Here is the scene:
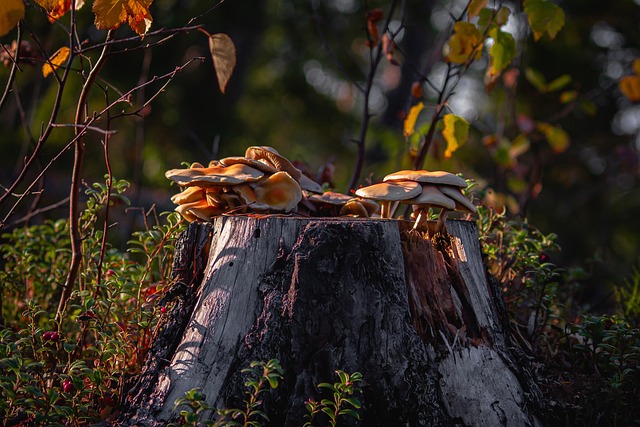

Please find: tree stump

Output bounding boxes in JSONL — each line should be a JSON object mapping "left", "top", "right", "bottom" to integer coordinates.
{"left": 118, "top": 216, "right": 543, "bottom": 426}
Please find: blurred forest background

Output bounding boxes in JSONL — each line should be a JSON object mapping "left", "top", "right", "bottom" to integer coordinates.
{"left": 1, "top": 0, "right": 640, "bottom": 311}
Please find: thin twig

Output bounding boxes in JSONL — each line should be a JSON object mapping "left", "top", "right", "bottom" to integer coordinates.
{"left": 57, "top": 30, "right": 113, "bottom": 323}
{"left": 0, "top": 24, "right": 23, "bottom": 111}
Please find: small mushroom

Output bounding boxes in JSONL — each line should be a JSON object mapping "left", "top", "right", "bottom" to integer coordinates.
{"left": 355, "top": 181, "right": 421, "bottom": 218}
{"left": 339, "top": 200, "right": 369, "bottom": 217}
{"left": 175, "top": 199, "right": 224, "bottom": 222}
{"left": 245, "top": 146, "right": 303, "bottom": 181}
{"left": 408, "top": 185, "right": 456, "bottom": 232}
{"left": 307, "top": 191, "right": 353, "bottom": 216}
{"left": 170, "top": 186, "right": 206, "bottom": 205}
{"left": 439, "top": 186, "right": 477, "bottom": 214}
{"left": 252, "top": 171, "right": 302, "bottom": 212}
{"left": 384, "top": 170, "right": 467, "bottom": 188}
{"left": 298, "top": 174, "right": 324, "bottom": 194}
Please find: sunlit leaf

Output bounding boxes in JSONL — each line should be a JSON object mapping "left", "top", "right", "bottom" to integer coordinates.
{"left": 442, "top": 114, "right": 470, "bottom": 158}
{"left": 0, "top": 0, "right": 24, "bottom": 37}
{"left": 34, "top": 0, "right": 84, "bottom": 22}
{"left": 559, "top": 90, "right": 577, "bottom": 104}
{"left": 445, "top": 22, "right": 483, "bottom": 64}
{"left": 537, "top": 122, "right": 569, "bottom": 152}
{"left": 524, "top": 67, "right": 547, "bottom": 92}
{"left": 633, "top": 58, "right": 640, "bottom": 76}
{"left": 619, "top": 75, "right": 640, "bottom": 102}
{"left": 477, "top": 7, "right": 510, "bottom": 32}
{"left": 547, "top": 74, "right": 571, "bottom": 92}
{"left": 485, "top": 28, "right": 517, "bottom": 91}
{"left": 467, "top": 0, "right": 487, "bottom": 20}
{"left": 42, "top": 47, "right": 70, "bottom": 78}
{"left": 403, "top": 102, "right": 424, "bottom": 137}
{"left": 208, "top": 33, "right": 236, "bottom": 94}
{"left": 93, "top": 0, "right": 153, "bottom": 36}
{"left": 524, "top": 0, "right": 565, "bottom": 41}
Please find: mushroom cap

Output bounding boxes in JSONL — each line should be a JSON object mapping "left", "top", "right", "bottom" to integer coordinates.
{"left": 219, "top": 156, "right": 278, "bottom": 174}
{"left": 175, "top": 199, "right": 223, "bottom": 222}
{"left": 339, "top": 200, "right": 369, "bottom": 217}
{"left": 252, "top": 171, "right": 303, "bottom": 212}
{"left": 409, "top": 185, "right": 456, "bottom": 209}
{"left": 298, "top": 174, "right": 324, "bottom": 193}
{"left": 170, "top": 186, "right": 206, "bottom": 205}
{"left": 355, "top": 198, "right": 380, "bottom": 215}
{"left": 439, "top": 186, "right": 477, "bottom": 213}
{"left": 245, "top": 146, "right": 302, "bottom": 181}
{"left": 165, "top": 163, "right": 264, "bottom": 187}
{"left": 383, "top": 170, "right": 467, "bottom": 188}
{"left": 307, "top": 191, "right": 353, "bottom": 206}
{"left": 355, "top": 180, "right": 421, "bottom": 201}
{"left": 230, "top": 184, "right": 258, "bottom": 205}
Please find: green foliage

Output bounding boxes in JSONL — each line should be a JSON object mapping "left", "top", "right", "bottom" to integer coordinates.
{"left": 171, "top": 362, "right": 363, "bottom": 427}
{"left": 0, "top": 178, "right": 185, "bottom": 426}
{"left": 304, "top": 370, "right": 363, "bottom": 427}
{"left": 476, "top": 205, "right": 561, "bottom": 345}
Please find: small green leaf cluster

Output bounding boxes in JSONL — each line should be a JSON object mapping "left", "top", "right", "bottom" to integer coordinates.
{"left": 0, "top": 177, "right": 185, "bottom": 426}
{"left": 477, "top": 205, "right": 561, "bottom": 345}
{"left": 171, "top": 362, "right": 364, "bottom": 427}
{"left": 556, "top": 315, "right": 640, "bottom": 425}
{"left": 171, "top": 359, "right": 284, "bottom": 427}
{"left": 304, "top": 370, "right": 363, "bottom": 427}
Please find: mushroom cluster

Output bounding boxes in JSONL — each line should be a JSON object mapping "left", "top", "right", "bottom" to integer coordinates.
{"left": 166, "top": 146, "right": 380, "bottom": 222}
{"left": 355, "top": 169, "right": 476, "bottom": 232}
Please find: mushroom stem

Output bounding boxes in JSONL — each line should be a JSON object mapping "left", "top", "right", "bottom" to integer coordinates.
{"left": 389, "top": 200, "right": 400, "bottom": 218}
{"left": 412, "top": 208, "right": 426, "bottom": 231}
{"left": 435, "top": 209, "right": 449, "bottom": 234}
{"left": 381, "top": 201, "right": 391, "bottom": 218}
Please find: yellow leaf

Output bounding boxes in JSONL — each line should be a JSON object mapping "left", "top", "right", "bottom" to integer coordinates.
{"left": 445, "top": 22, "right": 483, "bottom": 64}
{"left": 403, "top": 102, "right": 424, "bottom": 137}
{"left": 537, "top": 122, "right": 569, "bottom": 152}
{"left": 633, "top": 58, "right": 640, "bottom": 76}
{"left": 209, "top": 33, "right": 236, "bottom": 94}
{"left": 34, "top": 0, "right": 83, "bottom": 22}
{"left": 42, "top": 46, "right": 70, "bottom": 78}
{"left": 0, "top": 0, "right": 24, "bottom": 37}
{"left": 467, "top": 0, "right": 487, "bottom": 20}
{"left": 93, "top": 0, "right": 153, "bottom": 36}
{"left": 619, "top": 75, "right": 640, "bottom": 102}
{"left": 442, "top": 114, "right": 470, "bottom": 158}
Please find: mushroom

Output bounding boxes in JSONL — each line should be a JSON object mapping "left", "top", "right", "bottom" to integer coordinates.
{"left": 355, "top": 181, "right": 421, "bottom": 218}
{"left": 170, "top": 186, "right": 206, "bottom": 205}
{"left": 439, "top": 186, "right": 477, "bottom": 214}
{"left": 165, "top": 163, "right": 264, "bottom": 187}
{"left": 175, "top": 199, "right": 224, "bottom": 222}
{"left": 245, "top": 146, "right": 303, "bottom": 181}
{"left": 307, "top": 191, "right": 353, "bottom": 216}
{"left": 339, "top": 200, "right": 369, "bottom": 217}
{"left": 298, "top": 174, "right": 324, "bottom": 194}
{"left": 251, "top": 171, "right": 302, "bottom": 212}
{"left": 219, "top": 156, "right": 278, "bottom": 174}
{"left": 408, "top": 185, "right": 456, "bottom": 232}
{"left": 383, "top": 169, "right": 467, "bottom": 188}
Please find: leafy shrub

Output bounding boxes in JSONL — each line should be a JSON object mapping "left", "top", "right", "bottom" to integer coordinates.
{"left": 0, "top": 178, "right": 185, "bottom": 426}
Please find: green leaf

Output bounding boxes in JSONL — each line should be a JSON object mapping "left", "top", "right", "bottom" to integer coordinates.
{"left": 537, "top": 122, "right": 570, "bottom": 152}
{"left": 547, "top": 74, "right": 571, "bottom": 92}
{"left": 488, "top": 28, "right": 517, "bottom": 75}
{"left": 442, "top": 114, "right": 470, "bottom": 158}
{"left": 525, "top": 68, "right": 547, "bottom": 92}
{"left": 524, "top": 0, "right": 565, "bottom": 41}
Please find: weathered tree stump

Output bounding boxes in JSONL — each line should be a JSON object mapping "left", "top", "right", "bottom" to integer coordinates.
{"left": 118, "top": 216, "right": 543, "bottom": 426}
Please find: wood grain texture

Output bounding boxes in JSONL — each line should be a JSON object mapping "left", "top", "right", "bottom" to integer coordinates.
{"left": 118, "top": 217, "right": 543, "bottom": 427}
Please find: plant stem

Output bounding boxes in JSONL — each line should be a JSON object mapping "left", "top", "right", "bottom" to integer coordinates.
{"left": 57, "top": 31, "right": 113, "bottom": 323}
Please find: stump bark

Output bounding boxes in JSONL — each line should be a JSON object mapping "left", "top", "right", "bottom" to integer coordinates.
{"left": 118, "top": 216, "right": 543, "bottom": 426}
